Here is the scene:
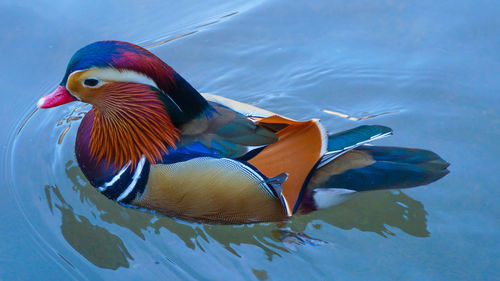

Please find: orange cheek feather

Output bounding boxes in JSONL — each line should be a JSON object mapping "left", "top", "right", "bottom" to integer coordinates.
{"left": 88, "top": 83, "right": 180, "bottom": 169}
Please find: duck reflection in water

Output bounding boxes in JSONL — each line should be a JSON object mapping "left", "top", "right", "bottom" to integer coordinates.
{"left": 42, "top": 158, "right": 435, "bottom": 269}
{"left": 44, "top": 184, "right": 133, "bottom": 270}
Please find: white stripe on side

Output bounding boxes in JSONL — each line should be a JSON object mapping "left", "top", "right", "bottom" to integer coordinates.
{"left": 117, "top": 155, "right": 146, "bottom": 202}
{"left": 98, "top": 161, "right": 132, "bottom": 192}
{"left": 280, "top": 194, "right": 293, "bottom": 217}
{"left": 313, "top": 118, "right": 328, "bottom": 156}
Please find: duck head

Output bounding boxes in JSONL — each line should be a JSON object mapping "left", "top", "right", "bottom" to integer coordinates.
{"left": 38, "top": 40, "right": 210, "bottom": 119}
{"left": 38, "top": 41, "right": 211, "bottom": 168}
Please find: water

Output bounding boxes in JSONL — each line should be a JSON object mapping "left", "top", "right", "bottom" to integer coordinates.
{"left": 1, "top": 0, "right": 499, "bottom": 280}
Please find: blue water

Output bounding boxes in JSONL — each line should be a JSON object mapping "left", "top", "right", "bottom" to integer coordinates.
{"left": 1, "top": 0, "right": 498, "bottom": 280}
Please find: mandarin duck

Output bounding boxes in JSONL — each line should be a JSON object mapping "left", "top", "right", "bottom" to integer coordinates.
{"left": 37, "top": 41, "right": 449, "bottom": 224}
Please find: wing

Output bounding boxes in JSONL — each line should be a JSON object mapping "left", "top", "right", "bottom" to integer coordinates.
{"left": 247, "top": 115, "right": 328, "bottom": 216}
{"left": 199, "top": 94, "right": 329, "bottom": 216}
{"left": 177, "top": 101, "right": 278, "bottom": 159}
{"left": 163, "top": 94, "right": 328, "bottom": 218}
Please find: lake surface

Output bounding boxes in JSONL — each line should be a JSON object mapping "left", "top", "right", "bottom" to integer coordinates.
{"left": 1, "top": 0, "right": 498, "bottom": 280}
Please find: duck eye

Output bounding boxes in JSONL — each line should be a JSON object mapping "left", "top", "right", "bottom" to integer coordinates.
{"left": 83, "top": 78, "right": 99, "bottom": 87}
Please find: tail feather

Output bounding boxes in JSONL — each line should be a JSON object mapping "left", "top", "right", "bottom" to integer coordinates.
{"left": 356, "top": 146, "right": 446, "bottom": 165}
{"left": 313, "top": 145, "right": 449, "bottom": 192}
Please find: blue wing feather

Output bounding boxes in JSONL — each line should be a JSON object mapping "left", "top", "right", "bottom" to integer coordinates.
{"left": 161, "top": 141, "right": 222, "bottom": 164}
{"left": 318, "top": 125, "right": 392, "bottom": 169}
{"left": 327, "top": 125, "right": 392, "bottom": 152}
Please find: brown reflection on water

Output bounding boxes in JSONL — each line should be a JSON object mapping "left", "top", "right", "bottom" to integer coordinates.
{"left": 45, "top": 159, "right": 430, "bottom": 268}
{"left": 44, "top": 185, "right": 133, "bottom": 270}
{"left": 291, "top": 191, "right": 429, "bottom": 238}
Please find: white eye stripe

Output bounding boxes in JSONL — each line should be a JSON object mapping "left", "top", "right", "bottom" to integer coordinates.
{"left": 69, "top": 68, "right": 160, "bottom": 89}
{"left": 95, "top": 68, "right": 157, "bottom": 88}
